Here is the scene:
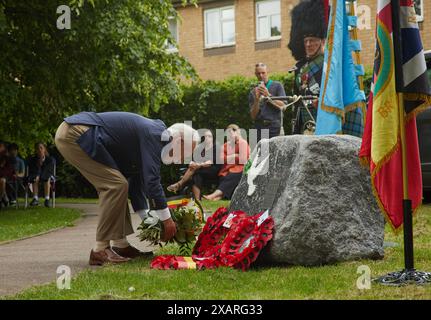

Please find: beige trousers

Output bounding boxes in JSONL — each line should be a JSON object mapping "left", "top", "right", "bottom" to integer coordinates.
{"left": 55, "top": 121, "right": 134, "bottom": 241}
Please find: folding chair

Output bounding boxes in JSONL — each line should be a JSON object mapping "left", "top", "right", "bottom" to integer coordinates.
{"left": 51, "top": 159, "right": 56, "bottom": 208}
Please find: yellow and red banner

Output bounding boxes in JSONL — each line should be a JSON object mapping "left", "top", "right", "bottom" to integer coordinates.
{"left": 360, "top": 0, "right": 430, "bottom": 231}
{"left": 175, "top": 256, "right": 196, "bottom": 269}
{"left": 167, "top": 197, "right": 190, "bottom": 209}
{"left": 150, "top": 255, "right": 197, "bottom": 270}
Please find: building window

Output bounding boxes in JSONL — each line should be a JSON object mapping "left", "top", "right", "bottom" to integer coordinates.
{"left": 414, "top": 0, "right": 424, "bottom": 22}
{"left": 256, "top": 0, "right": 281, "bottom": 41}
{"left": 204, "top": 6, "right": 235, "bottom": 48}
{"left": 166, "top": 17, "right": 179, "bottom": 52}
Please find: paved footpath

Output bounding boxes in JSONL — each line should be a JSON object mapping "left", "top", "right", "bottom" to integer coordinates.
{"left": 0, "top": 203, "right": 153, "bottom": 297}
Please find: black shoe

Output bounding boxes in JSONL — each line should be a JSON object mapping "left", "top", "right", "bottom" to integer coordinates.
{"left": 30, "top": 198, "right": 39, "bottom": 206}
{"left": 44, "top": 199, "right": 51, "bottom": 208}
{"left": 2, "top": 197, "right": 9, "bottom": 207}
{"left": 111, "top": 245, "right": 153, "bottom": 259}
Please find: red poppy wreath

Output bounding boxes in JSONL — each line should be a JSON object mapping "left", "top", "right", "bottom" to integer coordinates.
{"left": 150, "top": 207, "right": 274, "bottom": 271}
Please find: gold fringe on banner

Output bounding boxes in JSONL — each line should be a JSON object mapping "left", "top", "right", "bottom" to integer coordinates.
{"left": 404, "top": 93, "right": 431, "bottom": 122}
{"left": 320, "top": 100, "right": 365, "bottom": 124}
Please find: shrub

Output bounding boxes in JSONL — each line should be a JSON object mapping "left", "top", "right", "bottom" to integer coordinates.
{"left": 55, "top": 71, "right": 372, "bottom": 198}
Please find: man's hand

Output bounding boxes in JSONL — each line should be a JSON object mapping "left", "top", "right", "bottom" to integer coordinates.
{"left": 254, "top": 87, "right": 261, "bottom": 99}
{"left": 258, "top": 84, "right": 270, "bottom": 97}
{"left": 251, "top": 87, "right": 262, "bottom": 120}
{"left": 162, "top": 218, "right": 177, "bottom": 241}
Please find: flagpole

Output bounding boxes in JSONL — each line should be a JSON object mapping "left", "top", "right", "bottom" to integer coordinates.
{"left": 375, "top": 91, "right": 431, "bottom": 286}
{"left": 391, "top": 0, "right": 415, "bottom": 272}
{"left": 374, "top": 0, "right": 430, "bottom": 285}
{"left": 398, "top": 92, "right": 414, "bottom": 271}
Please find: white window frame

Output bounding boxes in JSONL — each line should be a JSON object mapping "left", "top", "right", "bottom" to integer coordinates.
{"left": 414, "top": 0, "right": 424, "bottom": 22}
{"left": 204, "top": 6, "right": 236, "bottom": 48}
{"left": 255, "top": 0, "right": 282, "bottom": 42}
{"left": 166, "top": 16, "right": 179, "bottom": 53}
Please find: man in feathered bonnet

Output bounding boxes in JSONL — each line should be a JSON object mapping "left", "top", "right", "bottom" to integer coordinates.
{"left": 288, "top": 0, "right": 327, "bottom": 134}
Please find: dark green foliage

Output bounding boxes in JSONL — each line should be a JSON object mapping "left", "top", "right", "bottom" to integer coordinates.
{"left": 0, "top": 0, "right": 195, "bottom": 151}
{"left": 55, "top": 157, "right": 97, "bottom": 198}
{"left": 1, "top": 0, "right": 196, "bottom": 196}
{"left": 151, "top": 73, "right": 296, "bottom": 138}
{"left": 55, "top": 71, "right": 373, "bottom": 198}
{"left": 137, "top": 205, "right": 202, "bottom": 256}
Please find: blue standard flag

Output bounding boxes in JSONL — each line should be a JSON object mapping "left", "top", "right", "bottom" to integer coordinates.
{"left": 315, "top": 0, "right": 365, "bottom": 137}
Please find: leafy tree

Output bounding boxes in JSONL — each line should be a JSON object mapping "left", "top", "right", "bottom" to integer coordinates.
{"left": 0, "top": 0, "right": 196, "bottom": 152}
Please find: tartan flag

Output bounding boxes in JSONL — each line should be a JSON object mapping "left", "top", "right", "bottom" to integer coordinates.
{"left": 359, "top": 0, "right": 431, "bottom": 231}
{"left": 315, "top": 0, "right": 365, "bottom": 137}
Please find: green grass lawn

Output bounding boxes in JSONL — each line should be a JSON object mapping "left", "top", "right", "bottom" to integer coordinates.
{"left": 6, "top": 204, "right": 431, "bottom": 300}
{"left": 0, "top": 206, "right": 81, "bottom": 243}
{"left": 55, "top": 197, "right": 98, "bottom": 204}
{"left": 14, "top": 197, "right": 99, "bottom": 205}
{"left": 200, "top": 199, "right": 230, "bottom": 213}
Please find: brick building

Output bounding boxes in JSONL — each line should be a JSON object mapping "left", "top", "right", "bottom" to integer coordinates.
{"left": 170, "top": 0, "right": 430, "bottom": 80}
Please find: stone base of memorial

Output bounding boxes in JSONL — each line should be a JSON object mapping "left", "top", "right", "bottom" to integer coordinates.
{"left": 230, "top": 135, "right": 385, "bottom": 266}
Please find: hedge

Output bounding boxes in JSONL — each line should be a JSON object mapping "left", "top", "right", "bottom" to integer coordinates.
{"left": 54, "top": 71, "right": 372, "bottom": 198}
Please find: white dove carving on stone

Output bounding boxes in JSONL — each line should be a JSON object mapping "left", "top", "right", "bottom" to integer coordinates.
{"left": 247, "top": 152, "right": 269, "bottom": 196}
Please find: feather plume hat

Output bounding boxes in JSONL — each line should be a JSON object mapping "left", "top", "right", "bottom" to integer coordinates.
{"left": 288, "top": 0, "right": 328, "bottom": 61}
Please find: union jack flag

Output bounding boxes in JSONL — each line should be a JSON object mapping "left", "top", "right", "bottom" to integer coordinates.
{"left": 395, "top": 0, "right": 431, "bottom": 115}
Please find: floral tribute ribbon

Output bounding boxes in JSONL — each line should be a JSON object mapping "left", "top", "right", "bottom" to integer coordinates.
{"left": 150, "top": 255, "right": 196, "bottom": 270}
{"left": 150, "top": 207, "right": 274, "bottom": 271}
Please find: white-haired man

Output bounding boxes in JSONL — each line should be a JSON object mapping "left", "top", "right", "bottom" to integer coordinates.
{"left": 55, "top": 112, "right": 199, "bottom": 265}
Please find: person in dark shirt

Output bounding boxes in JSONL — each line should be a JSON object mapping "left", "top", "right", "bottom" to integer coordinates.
{"left": 55, "top": 112, "right": 200, "bottom": 266}
{"left": 27, "top": 142, "right": 55, "bottom": 208}
{"left": 249, "top": 63, "right": 287, "bottom": 142}
{"left": 8, "top": 143, "right": 25, "bottom": 178}
{"left": 0, "top": 141, "right": 15, "bottom": 208}
{"left": 167, "top": 129, "right": 222, "bottom": 200}
{"left": 7, "top": 143, "right": 25, "bottom": 205}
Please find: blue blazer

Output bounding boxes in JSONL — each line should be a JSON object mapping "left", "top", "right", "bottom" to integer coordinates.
{"left": 64, "top": 111, "right": 168, "bottom": 210}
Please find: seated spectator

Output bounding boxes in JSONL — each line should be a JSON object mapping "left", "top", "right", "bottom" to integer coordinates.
{"left": 7, "top": 143, "right": 25, "bottom": 205}
{"left": 204, "top": 124, "right": 250, "bottom": 201}
{"left": 167, "top": 129, "right": 222, "bottom": 200}
{"left": 0, "top": 141, "right": 15, "bottom": 208}
{"left": 8, "top": 143, "right": 25, "bottom": 178}
{"left": 28, "top": 142, "right": 55, "bottom": 208}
